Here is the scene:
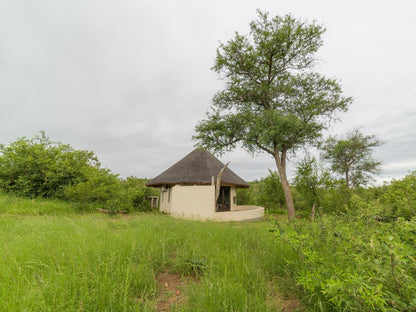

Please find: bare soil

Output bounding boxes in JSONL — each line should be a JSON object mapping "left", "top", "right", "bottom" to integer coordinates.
{"left": 156, "top": 272, "right": 188, "bottom": 311}
{"left": 267, "top": 281, "right": 302, "bottom": 312}
{"left": 155, "top": 271, "right": 301, "bottom": 312}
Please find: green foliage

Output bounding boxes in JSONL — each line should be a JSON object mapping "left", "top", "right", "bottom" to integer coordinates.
{"left": 380, "top": 172, "right": 416, "bottom": 219}
{"left": 65, "top": 174, "right": 159, "bottom": 213}
{"left": 274, "top": 216, "right": 416, "bottom": 311}
{"left": 194, "top": 10, "right": 351, "bottom": 219}
{"left": 321, "top": 129, "right": 383, "bottom": 188}
{"left": 64, "top": 166, "right": 121, "bottom": 211}
{"left": 293, "top": 156, "right": 332, "bottom": 211}
{"left": 321, "top": 172, "right": 416, "bottom": 219}
{"left": 256, "top": 170, "right": 285, "bottom": 212}
{"left": 240, "top": 164, "right": 414, "bottom": 219}
{"left": 236, "top": 170, "right": 285, "bottom": 212}
{"left": 3, "top": 191, "right": 416, "bottom": 311}
{"left": 120, "top": 176, "right": 159, "bottom": 212}
{"left": 236, "top": 186, "right": 257, "bottom": 205}
{"left": 0, "top": 133, "right": 158, "bottom": 214}
{"left": 0, "top": 212, "right": 291, "bottom": 312}
{"left": 0, "top": 132, "right": 98, "bottom": 198}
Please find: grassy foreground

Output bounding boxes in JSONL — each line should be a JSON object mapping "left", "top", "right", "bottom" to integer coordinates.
{"left": 0, "top": 193, "right": 296, "bottom": 312}
{"left": 5, "top": 193, "right": 414, "bottom": 311}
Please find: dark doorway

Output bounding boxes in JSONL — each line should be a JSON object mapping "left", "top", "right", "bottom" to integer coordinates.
{"left": 216, "top": 186, "right": 231, "bottom": 212}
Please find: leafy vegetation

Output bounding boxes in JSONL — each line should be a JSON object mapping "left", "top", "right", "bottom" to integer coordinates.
{"left": 321, "top": 129, "right": 383, "bottom": 188}
{"left": 0, "top": 133, "right": 158, "bottom": 213}
{"left": 0, "top": 193, "right": 293, "bottom": 312}
{"left": 274, "top": 215, "right": 416, "bottom": 311}
{"left": 0, "top": 6, "right": 412, "bottom": 310}
{"left": 1, "top": 190, "right": 416, "bottom": 311}
{"left": 194, "top": 10, "right": 352, "bottom": 219}
{"left": 237, "top": 170, "right": 286, "bottom": 213}
{"left": 380, "top": 172, "right": 416, "bottom": 219}
{"left": 293, "top": 156, "right": 331, "bottom": 213}
{"left": 0, "top": 127, "right": 412, "bottom": 311}
{"left": 0, "top": 131, "right": 98, "bottom": 199}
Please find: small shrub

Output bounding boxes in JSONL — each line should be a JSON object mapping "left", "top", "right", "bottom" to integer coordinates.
{"left": 274, "top": 215, "right": 416, "bottom": 311}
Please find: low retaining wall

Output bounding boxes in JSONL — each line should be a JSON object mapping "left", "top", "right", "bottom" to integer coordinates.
{"left": 214, "top": 205, "right": 264, "bottom": 222}
{"left": 168, "top": 205, "right": 264, "bottom": 222}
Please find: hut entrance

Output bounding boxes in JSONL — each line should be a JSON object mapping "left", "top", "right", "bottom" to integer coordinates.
{"left": 216, "top": 186, "right": 231, "bottom": 212}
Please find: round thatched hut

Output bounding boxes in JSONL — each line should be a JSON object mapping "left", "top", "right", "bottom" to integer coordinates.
{"left": 147, "top": 149, "right": 264, "bottom": 221}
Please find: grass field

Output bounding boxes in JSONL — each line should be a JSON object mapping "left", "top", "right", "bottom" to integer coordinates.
{"left": 0, "top": 193, "right": 299, "bottom": 312}
{"left": 4, "top": 193, "right": 414, "bottom": 311}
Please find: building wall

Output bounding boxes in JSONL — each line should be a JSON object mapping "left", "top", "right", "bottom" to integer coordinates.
{"left": 159, "top": 186, "right": 172, "bottom": 213}
{"left": 159, "top": 184, "right": 263, "bottom": 222}
{"left": 213, "top": 206, "right": 264, "bottom": 222}
{"left": 228, "top": 185, "right": 238, "bottom": 211}
{"left": 170, "top": 184, "right": 216, "bottom": 220}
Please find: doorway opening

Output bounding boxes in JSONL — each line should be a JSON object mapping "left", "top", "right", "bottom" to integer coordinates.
{"left": 216, "top": 186, "right": 231, "bottom": 212}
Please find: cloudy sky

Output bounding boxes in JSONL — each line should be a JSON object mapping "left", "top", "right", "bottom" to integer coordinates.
{"left": 1, "top": 0, "right": 415, "bottom": 183}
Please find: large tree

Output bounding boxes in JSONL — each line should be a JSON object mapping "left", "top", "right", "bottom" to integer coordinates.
{"left": 321, "top": 129, "right": 383, "bottom": 188}
{"left": 193, "top": 11, "right": 352, "bottom": 220}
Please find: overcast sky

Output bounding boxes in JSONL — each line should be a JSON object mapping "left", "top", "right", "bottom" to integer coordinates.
{"left": 1, "top": 0, "right": 415, "bottom": 184}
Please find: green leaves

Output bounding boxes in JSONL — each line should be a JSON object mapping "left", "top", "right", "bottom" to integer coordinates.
{"left": 321, "top": 129, "right": 383, "bottom": 188}
{"left": 195, "top": 10, "right": 351, "bottom": 219}
{"left": 0, "top": 133, "right": 158, "bottom": 213}
{"left": 196, "top": 10, "right": 351, "bottom": 159}
{"left": 275, "top": 215, "right": 416, "bottom": 311}
{"left": 380, "top": 172, "right": 416, "bottom": 219}
{"left": 0, "top": 132, "right": 98, "bottom": 198}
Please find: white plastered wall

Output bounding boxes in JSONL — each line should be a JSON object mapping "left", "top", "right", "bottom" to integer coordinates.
{"left": 170, "top": 184, "right": 216, "bottom": 220}
{"left": 159, "top": 187, "right": 172, "bottom": 213}
{"left": 158, "top": 184, "right": 263, "bottom": 222}
{"left": 227, "top": 185, "right": 238, "bottom": 211}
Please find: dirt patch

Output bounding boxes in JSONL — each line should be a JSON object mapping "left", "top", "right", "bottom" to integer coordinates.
{"left": 276, "top": 297, "right": 302, "bottom": 312}
{"left": 156, "top": 272, "right": 187, "bottom": 311}
{"left": 267, "top": 282, "right": 302, "bottom": 311}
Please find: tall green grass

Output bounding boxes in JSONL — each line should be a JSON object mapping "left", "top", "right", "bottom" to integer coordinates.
{"left": 0, "top": 194, "right": 295, "bottom": 311}
{"left": 0, "top": 192, "right": 75, "bottom": 215}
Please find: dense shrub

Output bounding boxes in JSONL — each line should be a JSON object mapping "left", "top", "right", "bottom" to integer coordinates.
{"left": 0, "top": 132, "right": 98, "bottom": 198}
{"left": 337, "top": 172, "right": 416, "bottom": 220}
{"left": 274, "top": 216, "right": 416, "bottom": 311}
{"left": 120, "top": 176, "right": 157, "bottom": 211}
{"left": 64, "top": 166, "right": 121, "bottom": 211}
{"left": 256, "top": 170, "right": 285, "bottom": 212}
{"left": 380, "top": 172, "right": 416, "bottom": 219}
{"left": 0, "top": 133, "right": 158, "bottom": 213}
{"left": 237, "top": 170, "right": 285, "bottom": 212}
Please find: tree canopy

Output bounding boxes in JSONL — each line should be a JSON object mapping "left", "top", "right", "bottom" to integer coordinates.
{"left": 321, "top": 129, "right": 383, "bottom": 188}
{"left": 194, "top": 10, "right": 352, "bottom": 219}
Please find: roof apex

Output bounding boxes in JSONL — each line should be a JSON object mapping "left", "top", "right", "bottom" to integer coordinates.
{"left": 146, "top": 149, "right": 249, "bottom": 188}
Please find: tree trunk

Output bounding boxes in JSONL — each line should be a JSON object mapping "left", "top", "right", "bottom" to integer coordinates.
{"left": 310, "top": 203, "right": 316, "bottom": 222}
{"left": 345, "top": 168, "right": 350, "bottom": 189}
{"left": 274, "top": 153, "right": 296, "bottom": 221}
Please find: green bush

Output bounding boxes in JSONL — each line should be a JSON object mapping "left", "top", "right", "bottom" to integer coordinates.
{"left": 120, "top": 176, "right": 158, "bottom": 212}
{"left": 274, "top": 215, "right": 416, "bottom": 311}
{"left": 0, "top": 133, "right": 159, "bottom": 213}
{"left": 0, "top": 132, "right": 98, "bottom": 198}
{"left": 237, "top": 170, "right": 285, "bottom": 212}
{"left": 64, "top": 166, "right": 121, "bottom": 211}
{"left": 380, "top": 172, "right": 416, "bottom": 219}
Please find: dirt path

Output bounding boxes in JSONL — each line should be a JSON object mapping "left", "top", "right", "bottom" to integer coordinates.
{"left": 156, "top": 271, "right": 301, "bottom": 312}
{"left": 156, "top": 272, "right": 188, "bottom": 311}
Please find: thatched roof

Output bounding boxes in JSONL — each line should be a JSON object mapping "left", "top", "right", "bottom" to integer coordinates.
{"left": 146, "top": 149, "right": 249, "bottom": 188}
